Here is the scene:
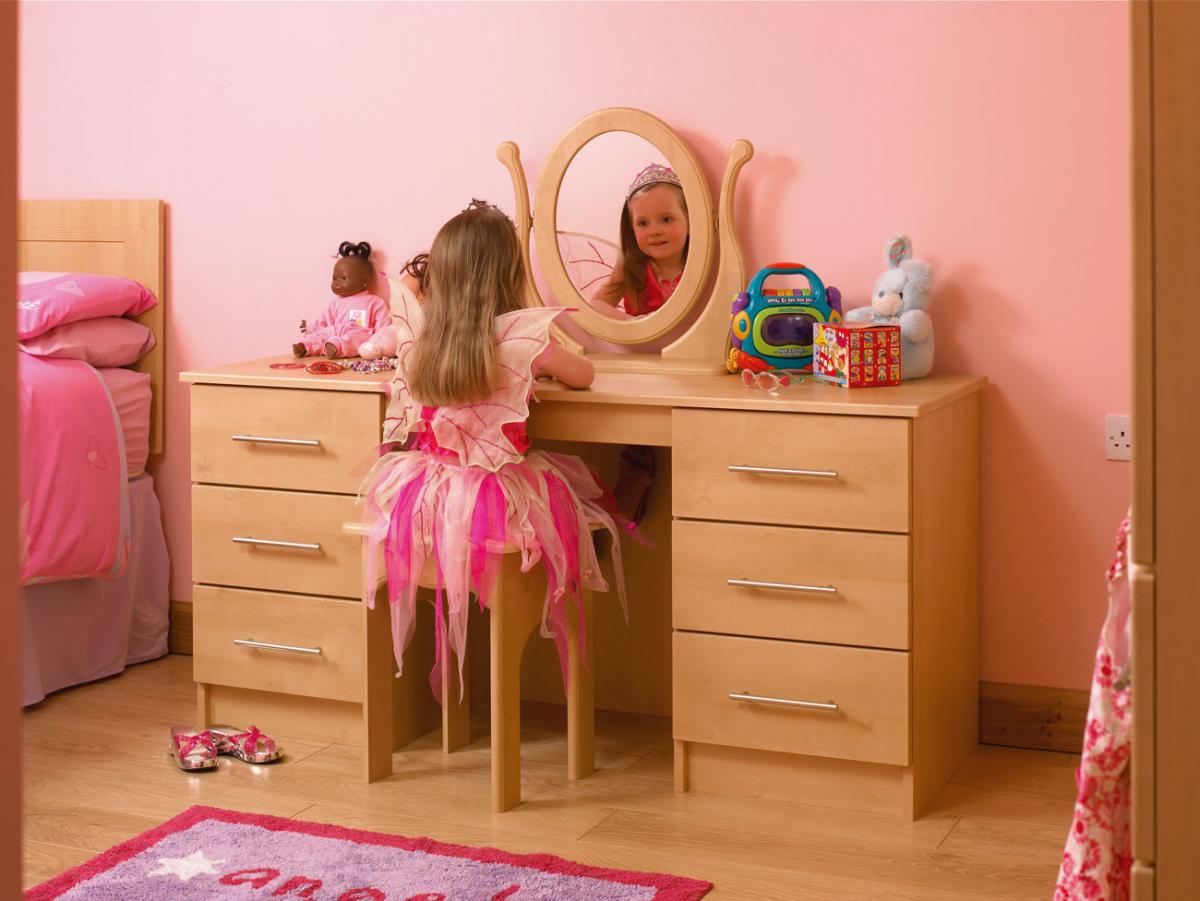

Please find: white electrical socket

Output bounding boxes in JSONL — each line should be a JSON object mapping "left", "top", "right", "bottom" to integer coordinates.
{"left": 1106, "top": 414, "right": 1132, "bottom": 461}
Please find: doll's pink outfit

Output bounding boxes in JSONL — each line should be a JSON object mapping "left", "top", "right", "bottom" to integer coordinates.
{"left": 358, "top": 282, "right": 626, "bottom": 697}
{"left": 1055, "top": 512, "right": 1132, "bottom": 900}
{"left": 297, "top": 291, "right": 389, "bottom": 356}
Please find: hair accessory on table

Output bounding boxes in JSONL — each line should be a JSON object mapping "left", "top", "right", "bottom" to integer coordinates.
{"left": 306, "top": 360, "right": 343, "bottom": 375}
{"left": 269, "top": 361, "right": 307, "bottom": 369}
{"left": 627, "top": 163, "right": 681, "bottom": 200}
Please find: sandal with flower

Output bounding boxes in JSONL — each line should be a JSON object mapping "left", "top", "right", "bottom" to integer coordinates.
{"left": 208, "top": 724, "right": 283, "bottom": 764}
{"left": 168, "top": 727, "right": 219, "bottom": 772}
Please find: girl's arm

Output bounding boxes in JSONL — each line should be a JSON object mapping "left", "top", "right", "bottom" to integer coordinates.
{"left": 590, "top": 256, "right": 626, "bottom": 308}
{"left": 536, "top": 340, "right": 595, "bottom": 389}
{"left": 588, "top": 263, "right": 633, "bottom": 320}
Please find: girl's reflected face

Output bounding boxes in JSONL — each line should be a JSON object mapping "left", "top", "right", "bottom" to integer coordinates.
{"left": 629, "top": 185, "right": 688, "bottom": 266}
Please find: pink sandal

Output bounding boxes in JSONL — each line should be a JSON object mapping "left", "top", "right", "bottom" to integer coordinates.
{"left": 168, "top": 727, "right": 219, "bottom": 772}
{"left": 208, "top": 724, "right": 282, "bottom": 764}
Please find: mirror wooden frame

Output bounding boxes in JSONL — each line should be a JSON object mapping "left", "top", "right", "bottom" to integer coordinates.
{"left": 500, "top": 107, "right": 753, "bottom": 372}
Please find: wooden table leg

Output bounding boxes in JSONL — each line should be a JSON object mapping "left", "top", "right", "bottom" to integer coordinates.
{"left": 567, "top": 589, "right": 595, "bottom": 781}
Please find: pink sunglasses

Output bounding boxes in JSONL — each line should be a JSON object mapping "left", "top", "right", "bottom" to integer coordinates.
{"left": 741, "top": 369, "right": 803, "bottom": 393}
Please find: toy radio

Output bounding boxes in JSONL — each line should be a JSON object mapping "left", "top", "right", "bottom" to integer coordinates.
{"left": 726, "top": 262, "right": 844, "bottom": 373}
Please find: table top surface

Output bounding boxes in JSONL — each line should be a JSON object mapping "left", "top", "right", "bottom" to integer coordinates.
{"left": 181, "top": 356, "right": 986, "bottom": 418}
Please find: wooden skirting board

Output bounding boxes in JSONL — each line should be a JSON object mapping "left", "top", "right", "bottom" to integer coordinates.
{"left": 168, "top": 601, "right": 192, "bottom": 655}
{"left": 977, "top": 681, "right": 1089, "bottom": 754}
{"left": 167, "top": 604, "right": 1086, "bottom": 755}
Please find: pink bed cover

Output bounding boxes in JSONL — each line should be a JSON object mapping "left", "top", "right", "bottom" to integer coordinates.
{"left": 97, "top": 367, "right": 152, "bottom": 476}
{"left": 18, "top": 353, "right": 131, "bottom": 585}
{"left": 21, "top": 472, "right": 169, "bottom": 707}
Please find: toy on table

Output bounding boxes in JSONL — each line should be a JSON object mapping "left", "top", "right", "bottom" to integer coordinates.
{"left": 292, "top": 241, "right": 389, "bottom": 359}
{"left": 813, "top": 321, "right": 901, "bottom": 387}
{"left": 358, "top": 323, "right": 397, "bottom": 360}
{"left": 725, "top": 262, "right": 843, "bottom": 374}
{"left": 843, "top": 235, "right": 934, "bottom": 380}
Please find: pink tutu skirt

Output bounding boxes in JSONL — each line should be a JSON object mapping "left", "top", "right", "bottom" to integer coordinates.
{"left": 359, "top": 447, "right": 625, "bottom": 699}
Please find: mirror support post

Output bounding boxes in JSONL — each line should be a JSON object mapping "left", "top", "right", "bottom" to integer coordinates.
{"left": 662, "top": 139, "right": 754, "bottom": 367}
{"left": 498, "top": 140, "right": 585, "bottom": 354}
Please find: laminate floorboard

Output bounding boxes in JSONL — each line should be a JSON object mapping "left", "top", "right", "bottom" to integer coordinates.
{"left": 22, "top": 655, "right": 1076, "bottom": 898}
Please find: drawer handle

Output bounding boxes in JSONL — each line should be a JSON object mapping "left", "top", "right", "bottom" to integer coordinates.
{"left": 233, "top": 638, "right": 323, "bottom": 656}
{"left": 232, "top": 434, "right": 322, "bottom": 447}
{"left": 232, "top": 536, "right": 322, "bottom": 552}
{"left": 727, "top": 578, "right": 838, "bottom": 595}
{"left": 729, "top": 691, "right": 839, "bottom": 712}
{"left": 728, "top": 464, "right": 838, "bottom": 479}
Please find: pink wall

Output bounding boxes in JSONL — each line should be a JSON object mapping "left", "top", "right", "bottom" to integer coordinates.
{"left": 18, "top": 1, "right": 1130, "bottom": 690}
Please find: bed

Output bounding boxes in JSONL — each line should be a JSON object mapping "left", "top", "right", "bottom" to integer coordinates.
{"left": 17, "top": 199, "right": 170, "bottom": 707}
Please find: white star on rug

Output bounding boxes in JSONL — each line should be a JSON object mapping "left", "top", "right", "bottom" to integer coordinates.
{"left": 147, "top": 849, "right": 225, "bottom": 881}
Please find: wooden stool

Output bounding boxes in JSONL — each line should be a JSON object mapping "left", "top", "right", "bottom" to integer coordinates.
{"left": 348, "top": 522, "right": 597, "bottom": 811}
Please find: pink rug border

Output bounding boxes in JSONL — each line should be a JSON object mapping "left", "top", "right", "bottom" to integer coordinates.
{"left": 26, "top": 804, "right": 712, "bottom": 900}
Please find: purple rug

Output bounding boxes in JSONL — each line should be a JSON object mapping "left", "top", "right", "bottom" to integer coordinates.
{"left": 27, "top": 805, "right": 712, "bottom": 900}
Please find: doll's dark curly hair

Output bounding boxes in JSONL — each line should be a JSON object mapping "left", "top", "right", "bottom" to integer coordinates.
{"left": 338, "top": 241, "right": 373, "bottom": 261}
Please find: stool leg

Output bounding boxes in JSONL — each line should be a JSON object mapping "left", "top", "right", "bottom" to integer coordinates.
{"left": 567, "top": 588, "right": 595, "bottom": 781}
{"left": 490, "top": 557, "right": 543, "bottom": 812}
{"left": 441, "top": 645, "right": 471, "bottom": 753}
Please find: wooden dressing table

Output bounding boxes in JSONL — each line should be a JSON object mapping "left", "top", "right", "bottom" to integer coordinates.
{"left": 182, "top": 359, "right": 983, "bottom": 819}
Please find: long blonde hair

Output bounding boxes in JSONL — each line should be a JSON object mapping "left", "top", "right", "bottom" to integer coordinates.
{"left": 407, "top": 201, "right": 526, "bottom": 407}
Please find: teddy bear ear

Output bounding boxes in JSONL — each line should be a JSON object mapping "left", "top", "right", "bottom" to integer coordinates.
{"left": 885, "top": 235, "right": 912, "bottom": 268}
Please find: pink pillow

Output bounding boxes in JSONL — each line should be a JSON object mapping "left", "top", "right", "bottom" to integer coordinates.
{"left": 20, "top": 316, "right": 156, "bottom": 367}
{"left": 17, "top": 271, "right": 157, "bottom": 340}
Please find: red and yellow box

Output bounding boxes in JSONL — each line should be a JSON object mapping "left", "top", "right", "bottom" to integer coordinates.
{"left": 813, "top": 322, "right": 901, "bottom": 387}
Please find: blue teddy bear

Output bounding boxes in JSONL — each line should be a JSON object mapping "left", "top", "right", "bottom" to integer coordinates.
{"left": 844, "top": 235, "right": 934, "bottom": 380}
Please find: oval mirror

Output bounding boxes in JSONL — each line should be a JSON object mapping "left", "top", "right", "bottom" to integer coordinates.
{"left": 534, "top": 108, "right": 714, "bottom": 345}
{"left": 555, "top": 131, "right": 659, "bottom": 308}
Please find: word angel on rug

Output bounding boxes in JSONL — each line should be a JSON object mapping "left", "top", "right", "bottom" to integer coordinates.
{"left": 26, "top": 806, "right": 713, "bottom": 901}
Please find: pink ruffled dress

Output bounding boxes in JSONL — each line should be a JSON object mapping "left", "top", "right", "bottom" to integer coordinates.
{"left": 1055, "top": 512, "right": 1133, "bottom": 900}
{"left": 359, "top": 282, "right": 625, "bottom": 696}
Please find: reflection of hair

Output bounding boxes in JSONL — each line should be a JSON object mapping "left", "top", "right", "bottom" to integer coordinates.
{"left": 402, "top": 252, "right": 429, "bottom": 294}
{"left": 407, "top": 201, "right": 526, "bottom": 407}
{"left": 618, "top": 182, "right": 689, "bottom": 315}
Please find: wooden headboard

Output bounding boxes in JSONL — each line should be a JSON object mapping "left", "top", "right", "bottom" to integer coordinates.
{"left": 17, "top": 199, "right": 166, "bottom": 455}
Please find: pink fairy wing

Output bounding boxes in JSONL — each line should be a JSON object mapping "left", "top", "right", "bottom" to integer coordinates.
{"left": 556, "top": 231, "right": 619, "bottom": 302}
{"left": 382, "top": 277, "right": 425, "bottom": 442}
{"left": 430, "top": 306, "right": 564, "bottom": 472}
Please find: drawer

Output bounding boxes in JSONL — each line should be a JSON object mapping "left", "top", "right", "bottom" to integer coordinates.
{"left": 672, "top": 409, "right": 909, "bottom": 532}
{"left": 191, "top": 384, "right": 383, "bottom": 493}
{"left": 673, "top": 520, "right": 910, "bottom": 648}
{"left": 192, "top": 585, "right": 361, "bottom": 703}
{"left": 192, "top": 485, "right": 361, "bottom": 598}
{"left": 673, "top": 631, "right": 910, "bottom": 766}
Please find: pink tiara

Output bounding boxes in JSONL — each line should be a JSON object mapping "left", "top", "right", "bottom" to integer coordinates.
{"left": 626, "top": 163, "right": 681, "bottom": 200}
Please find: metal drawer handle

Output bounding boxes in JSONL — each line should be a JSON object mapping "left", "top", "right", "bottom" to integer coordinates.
{"left": 728, "top": 578, "right": 838, "bottom": 595}
{"left": 233, "top": 638, "right": 322, "bottom": 656}
{"left": 232, "top": 434, "right": 321, "bottom": 447}
{"left": 728, "top": 464, "right": 838, "bottom": 479}
{"left": 729, "top": 691, "right": 839, "bottom": 712}
{"left": 232, "top": 536, "right": 321, "bottom": 552}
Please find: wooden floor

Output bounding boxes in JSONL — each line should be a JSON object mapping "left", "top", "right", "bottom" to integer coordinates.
{"left": 23, "top": 655, "right": 1077, "bottom": 899}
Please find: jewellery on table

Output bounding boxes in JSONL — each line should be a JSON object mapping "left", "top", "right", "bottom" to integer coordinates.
{"left": 337, "top": 357, "right": 397, "bottom": 373}
{"left": 306, "top": 360, "right": 343, "bottom": 375}
{"left": 269, "top": 361, "right": 307, "bottom": 369}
